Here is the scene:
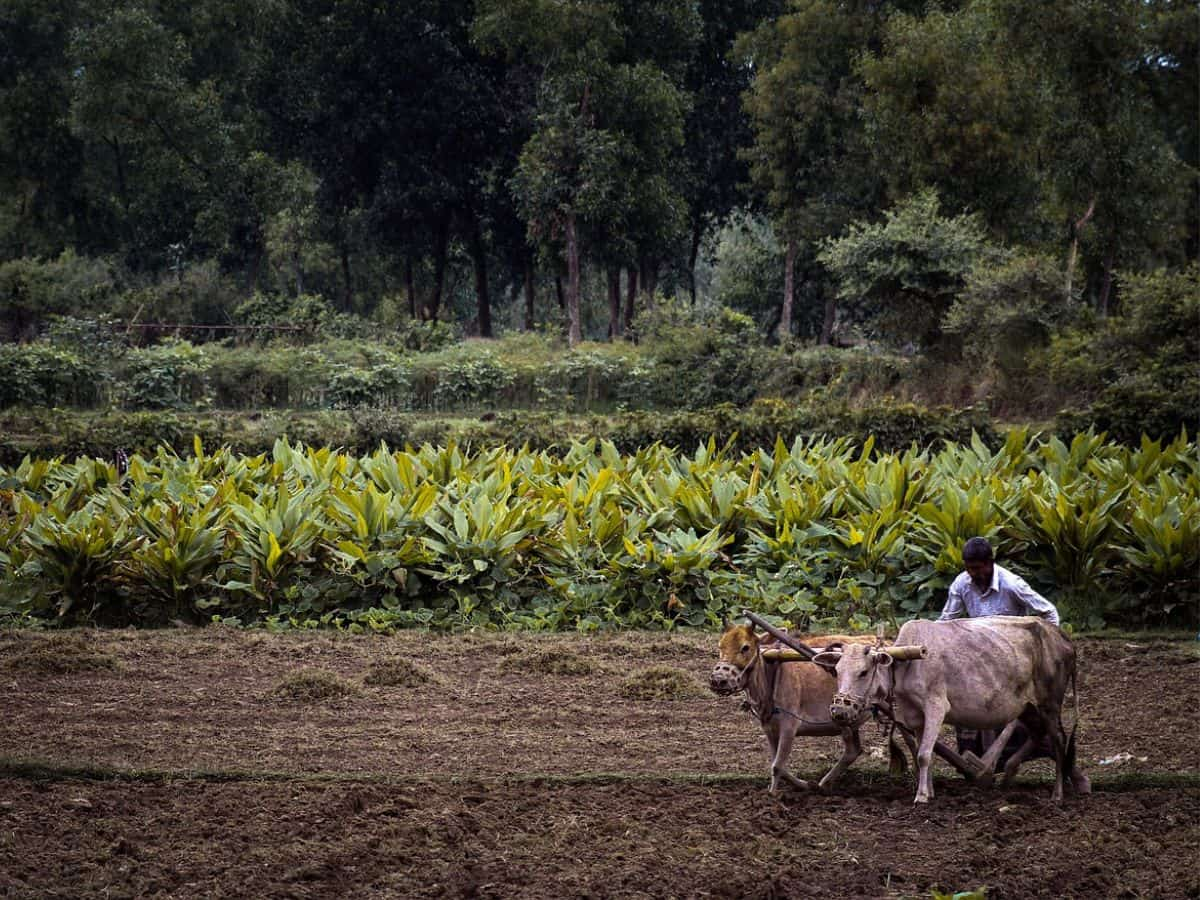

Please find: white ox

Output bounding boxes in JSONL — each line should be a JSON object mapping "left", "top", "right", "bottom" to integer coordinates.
{"left": 814, "top": 616, "right": 1088, "bottom": 804}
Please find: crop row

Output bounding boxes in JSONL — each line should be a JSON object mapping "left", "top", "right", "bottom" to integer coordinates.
{"left": 1, "top": 430, "right": 1196, "bottom": 630}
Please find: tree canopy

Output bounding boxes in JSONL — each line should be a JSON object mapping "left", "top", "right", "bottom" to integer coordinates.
{"left": 0, "top": 0, "right": 1193, "bottom": 345}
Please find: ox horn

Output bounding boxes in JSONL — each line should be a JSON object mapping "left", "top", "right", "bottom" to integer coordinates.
{"left": 812, "top": 650, "right": 842, "bottom": 670}
{"left": 879, "top": 644, "right": 928, "bottom": 661}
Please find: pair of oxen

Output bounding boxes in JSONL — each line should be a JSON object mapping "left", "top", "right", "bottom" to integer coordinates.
{"left": 709, "top": 615, "right": 1091, "bottom": 803}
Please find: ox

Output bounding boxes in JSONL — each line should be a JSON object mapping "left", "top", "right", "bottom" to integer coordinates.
{"left": 710, "top": 622, "right": 906, "bottom": 793}
{"left": 814, "top": 616, "right": 1087, "bottom": 804}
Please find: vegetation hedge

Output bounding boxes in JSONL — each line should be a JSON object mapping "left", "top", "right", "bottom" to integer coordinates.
{"left": 0, "top": 401, "right": 997, "bottom": 466}
{"left": 1, "top": 432, "right": 1195, "bottom": 633}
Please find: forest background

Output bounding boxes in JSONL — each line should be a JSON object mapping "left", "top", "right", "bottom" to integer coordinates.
{"left": 1, "top": 0, "right": 1195, "bottom": 436}
{"left": 0, "top": 0, "right": 1197, "bottom": 632}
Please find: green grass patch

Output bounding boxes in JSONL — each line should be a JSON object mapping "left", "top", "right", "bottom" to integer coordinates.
{"left": 270, "top": 668, "right": 360, "bottom": 702}
{"left": 618, "top": 665, "right": 703, "bottom": 700}
{"left": 1, "top": 633, "right": 119, "bottom": 674}
{"left": 498, "top": 647, "right": 597, "bottom": 676}
{"left": 362, "top": 657, "right": 436, "bottom": 687}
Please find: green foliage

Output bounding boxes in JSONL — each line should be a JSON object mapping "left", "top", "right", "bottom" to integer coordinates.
{"left": 0, "top": 343, "right": 94, "bottom": 407}
{"left": 818, "top": 190, "right": 998, "bottom": 348}
{"left": 3, "top": 432, "right": 1194, "bottom": 631}
{"left": 711, "top": 214, "right": 785, "bottom": 330}
{"left": 0, "top": 253, "right": 118, "bottom": 340}
{"left": 1042, "top": 266, "right": 1200, "bottom": 442}
{"left": 116, "top": 340, "right": 212, "bottom": 410}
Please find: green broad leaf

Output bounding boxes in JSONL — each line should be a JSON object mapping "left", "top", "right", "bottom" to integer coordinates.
{"left": 472, "top": 559, "right": 489, "bottom": 572}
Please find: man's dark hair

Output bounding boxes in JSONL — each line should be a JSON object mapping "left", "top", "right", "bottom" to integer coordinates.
{"left": 962, "top": 537, "right": 994, "bottom": 563}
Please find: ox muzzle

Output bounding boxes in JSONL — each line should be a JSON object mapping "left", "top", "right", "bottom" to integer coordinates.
{"left": 709, "top": 662, "right": 744, "bottom": 696}
{"left": 830, "top": 691, "right": 870, "bottom": 727}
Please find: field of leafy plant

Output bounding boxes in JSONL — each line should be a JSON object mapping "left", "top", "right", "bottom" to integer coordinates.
{"left": 1, "top": 429, "right": 1196, "bottom": 630}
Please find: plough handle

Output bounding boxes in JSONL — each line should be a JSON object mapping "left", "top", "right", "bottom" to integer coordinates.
{"left": 741, "top": 608, "right": 818, "bottom": 660}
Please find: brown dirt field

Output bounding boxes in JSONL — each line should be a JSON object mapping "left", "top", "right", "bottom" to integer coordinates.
{"left": 1, "top": 629, "right": 1198, "bottom": 899}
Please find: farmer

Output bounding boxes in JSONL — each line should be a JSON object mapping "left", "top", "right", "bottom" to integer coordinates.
{"left": 938, "top": 536, "right": 1061, "bottom": 767}
{"left": 939, "top": 536, "right": 1060, "bottom": 626}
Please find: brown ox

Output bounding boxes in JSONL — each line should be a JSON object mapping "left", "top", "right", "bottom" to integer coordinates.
{"left": 815, "top": 616, "right": 1087, "bottom": 804}
{"left": 710, "top": 623, "right": 905, "bottom": 793}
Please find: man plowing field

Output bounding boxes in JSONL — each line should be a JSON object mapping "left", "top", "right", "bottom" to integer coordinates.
{"left": 937, "top": 536, "right": 1082, "bottom": 778}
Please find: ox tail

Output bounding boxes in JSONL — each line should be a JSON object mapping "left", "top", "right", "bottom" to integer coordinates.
{"left": 887, "top": 730, "right": 909, "bottom": 775}
{"left": 1065, "top": 663, "right": 1080, "bottom": 774}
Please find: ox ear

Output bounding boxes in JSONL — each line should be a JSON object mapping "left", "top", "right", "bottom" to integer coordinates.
{"left": 812, "top": 650, "right": 841, "bottom": 671}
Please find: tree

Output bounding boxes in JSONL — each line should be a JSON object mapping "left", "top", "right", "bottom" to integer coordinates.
{"left": 0, "top": 0, "right": 97, "bottom": 259}
{"left": 67, "top": 0, "right": 274, "bottom": 273}
{"left": 678, "top": 0, "right": 785, "bottom": 303}
{"left": 475, "top": 0, "right": 696, "bottom": 345}
{"left": 858, "top": 5, "right": 1046, "bottom": 242}
{"left": 817, "top": 190, "right": 996, "bottom": 348}
{"left": 861, "top": 0, "right": 1193, "bottom": 313}
{"left": 739, "top": 0, "right": 896, "bottom": 343}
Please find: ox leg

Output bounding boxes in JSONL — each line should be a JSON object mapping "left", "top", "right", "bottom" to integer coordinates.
{"left": 914, "top": 703, "right": 948, "bottom": 804}
{"left": 1070, "top": 764, "right": 1091, "bottom": 795}
{"left": 899, "top": 727, "right": 919, "bottom": 774}
{"left": 1047, "top": 716, "right": 1069, "bottom": 804}
{"left": 816, "top": 727, "right": 862, "bottom": 792}
{"left": 769, "top": 727, "right": 811, "bottom": 793}
{"left": 972, "top": 720, "right": 1021, "bottom": 789}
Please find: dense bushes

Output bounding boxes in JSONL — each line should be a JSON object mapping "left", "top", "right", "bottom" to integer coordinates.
{"left": 0, "top": 401, "right": 999, "bottom": 466}
{"left": 0, "top": 325, "right": 919, "bottom": 415}
{"left": 2, "top": 433, "right": 1195, "bottom": 631}
{"left": 1041, "top": 266, "right": 1200, "bottom": 443}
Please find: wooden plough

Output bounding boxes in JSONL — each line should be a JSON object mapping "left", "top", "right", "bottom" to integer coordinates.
{"left": 741, "top": 608, "right": 991, "bottom": 780}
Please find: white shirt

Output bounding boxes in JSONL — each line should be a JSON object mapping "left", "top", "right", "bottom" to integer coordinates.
{"left": 938, "top": 564, "right": 1060, "bottom": 626}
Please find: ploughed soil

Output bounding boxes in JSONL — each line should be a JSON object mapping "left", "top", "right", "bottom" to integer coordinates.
{"left": 1, "top": 629, "right": 1198, "bottom": 899}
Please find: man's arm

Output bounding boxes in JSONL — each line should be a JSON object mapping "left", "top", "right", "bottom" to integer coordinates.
{"left": 938, "top": 580, "right": 966, "bottom": 621}
{"left": 1011, "top": 575, "right": 1060, "bottom": 626}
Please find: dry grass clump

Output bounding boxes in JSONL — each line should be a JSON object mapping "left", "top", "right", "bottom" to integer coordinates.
{"left": 499, "top": 647, "right": 597, "bottom": 676}
{"left": 618, "top": 665, "right": 702, "bottom": 700}
{"left": 270, "top": 668, "right": 360, "bottom": 702}
{"left": 2, "top": 633, "right": 119, "bottom": 675}
{"left": 363, "top": 657, "right": 437, "bottom": 688}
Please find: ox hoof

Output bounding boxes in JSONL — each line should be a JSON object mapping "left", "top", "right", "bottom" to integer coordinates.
{"left": 1071, "top": 774, "right": 1092, "bottom": 795}
{"left": 913, "top": 795, "right": 931, "bottom": 804}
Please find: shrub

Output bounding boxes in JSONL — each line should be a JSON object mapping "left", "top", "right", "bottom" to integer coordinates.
{"left": 0, "top": 343, "right": 95, "bottom": 407}
{"left": 1043, "top": 265, "right": 1200, "bottom": 443}
{"left": 0, "top": 252, "right": 119, "bottom": 341}
{"left": 115, "top": 341, "right": 212, "bottom": 410}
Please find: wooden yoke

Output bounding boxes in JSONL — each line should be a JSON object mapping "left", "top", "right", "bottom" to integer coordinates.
{"left": 741, "top": 608, "right": 988, "bottom": 781}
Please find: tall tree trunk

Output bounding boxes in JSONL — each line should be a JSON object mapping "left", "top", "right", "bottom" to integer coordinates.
{"left": 820, "top": 292, "right": 836, "bottom": 346}
{"left": 688, "top": 223, "right": 703, "bottom": 304}
{"left": 428, "top": 220, "right": 449, "bottom": 321}
{"left": 1098, "top": 241, "right": 1116, "bottom": 317}
{"left": 565, "top": 212, "right": 582, "bottom": 346}
{"left": 405, "top": 256, "right": 416, "bottom": 319}
{"left": 469, "top": 219, "right": 492, "bottom": 337}
{"left": 639, "top": 257, "right": 658, "bottom": 306}
{"left": 248, "top": 248, "right": 263, "bottom": 294}
{"left": 555, "top": 274, "right": 565, "bottom": 310}
{"left": 624, "top": 267, "right": 638, "bottom": 334}
{"left": 779, "top": 235, "right": 797, "bottom": 341}
{"left": 292, "top": 245, "right": 305, "bottom": 297}
{"left": 607, "top": 266, "right": 622, "bottom": 340}
{"left": 1065, "top": 197, "right": 1096, "bottom": 302}
{"left": 340, "top": 244, "right": 353, "bottom": 312}
{"left": 523, "top": 261, "right": 535, "bottom": 331}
